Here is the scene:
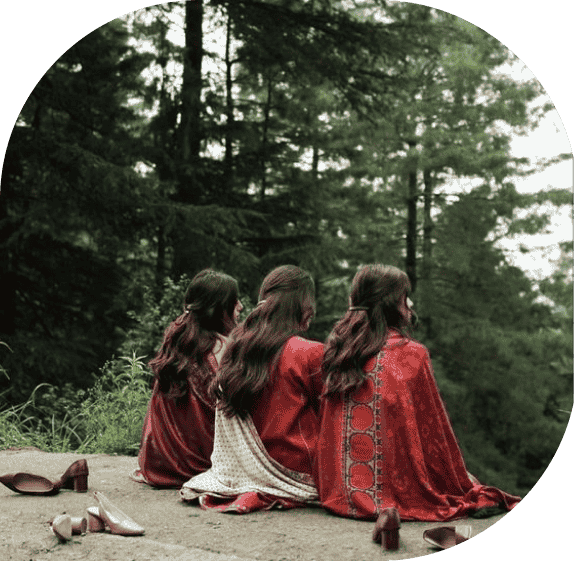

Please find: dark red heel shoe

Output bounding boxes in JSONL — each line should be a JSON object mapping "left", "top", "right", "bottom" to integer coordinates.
{"left": 1, "top": 459, "right": 88, "bottom": 495}
{"left": 372, "top": 507, "right": 401, "bottom": 550}
{"left": 0, "top": 474, "right": 24, "bottom": 494}
{"left": 56, "top": 459, "right": 89, "bottom": 492}
{"left": 423, "top": 525, "right": 472, "bottom": 549}
{"left": 3, "top": 473, "right": 55, "bottom": 495}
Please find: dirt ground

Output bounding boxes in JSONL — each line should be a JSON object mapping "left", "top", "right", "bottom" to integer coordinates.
{"left": 0, "top": 448, "right": 515, "bottom": 560}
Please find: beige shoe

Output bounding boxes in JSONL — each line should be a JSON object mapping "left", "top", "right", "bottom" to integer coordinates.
{"left": 51, "top": 514, "right": 72, "bottom": 541}
{"left": 71, "top": 516, "right": 87, "bottom": 535}
{"left": 87, "top": 492, "right": 144, "bottom": 536}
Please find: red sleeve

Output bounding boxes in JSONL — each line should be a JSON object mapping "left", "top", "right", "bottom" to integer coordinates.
{"left": 279, "top": 337, "right": 324, "bottom": 412}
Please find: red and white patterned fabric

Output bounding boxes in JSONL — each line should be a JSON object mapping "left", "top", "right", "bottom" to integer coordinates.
{"left": 180, "top": 335, "right": 324, "bottom": 513}
{"left": 179, "top": 407, "right": 318, "bottom": 512}
{"left": 314, "top": 330, "right": 521, "bottom": 521}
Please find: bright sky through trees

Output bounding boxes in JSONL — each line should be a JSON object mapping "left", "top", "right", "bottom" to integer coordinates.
{"left": 491, "top": 57, "right": 572, "bottom": 280}
{"left": 121, "top": 4, "right": 572, "bottom": 283}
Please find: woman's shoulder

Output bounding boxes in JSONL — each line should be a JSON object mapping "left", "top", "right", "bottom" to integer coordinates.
{"left": 279, "top": 336, "right": 324, "bottom": 381}
{"left": 384, "top": 331, "right": 429, "bottom": 357}
{"left": 281, "top": 336, "right": 324, "bottom": 367}
{"left": 285, "top": 335, "right": 324, "bottom": 353}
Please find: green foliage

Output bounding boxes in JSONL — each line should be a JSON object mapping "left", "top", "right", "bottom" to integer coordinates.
{"left": 0, "top": 1, "right": 571, "bottom": 500}
{"left": 0, "top": 16, "right": 155, "bottom": 404}
{"left": 117, "top": 275, "right": 190, "bottom": 362}
{"left": 433, "top": 323, "right": 572, "bottom": 496}
{"left": 0, "top": 354, "right": 151, "bottom": 455}
{"left": 0, "top": 341, "right": 11, "bottom": 383}
{"left": 0, "top": 384, "right": 89, "bottom": 452}
{"left": 76, "top": 353, "right": 151, "bottom": 455}
{"left": 407, "top": 178, "right": 572, "bottom": 497}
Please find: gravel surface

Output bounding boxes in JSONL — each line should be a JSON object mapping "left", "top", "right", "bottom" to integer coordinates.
{"left": 0, "top": 449, "right": 522, "bottom": 560}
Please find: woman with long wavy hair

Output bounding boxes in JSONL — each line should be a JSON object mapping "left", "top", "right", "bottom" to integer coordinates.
{"left": 133, "top": 269, "right": 242, "bottom": 488}
{"left": 315, "top": 264, "right": 520, "bottom": 549}
{"left": 180, "top": 265, "right": 324, "bottom": 512}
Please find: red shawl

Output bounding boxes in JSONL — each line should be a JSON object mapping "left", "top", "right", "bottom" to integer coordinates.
{"left": 136, "top": 354, "right": 217, "bottom": 488}
{"left": 188, "top": 336, "right": 324, "bottom": 513}
{"left": 314, "top": 331, "right": 520, "bottom": 521}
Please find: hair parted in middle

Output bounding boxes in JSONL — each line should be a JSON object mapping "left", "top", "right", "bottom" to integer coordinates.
{"left": 212, "top": 264, "right": 316, "bottom": 418}
{"left": 322, "top": 264, "right": 413, "bottom": 396}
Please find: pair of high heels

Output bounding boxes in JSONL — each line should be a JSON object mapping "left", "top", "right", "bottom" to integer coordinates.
{"left": 372, "top": 507, "right": 472, "bottom": 551}
{"left": 372, "top": 507, "right": 401, "bottom": 550}
{"left": 51, "top": 491, "right": 144, "bottom": 541}
{"left": 0, "top": 459, "right": 88, "bottom": 495}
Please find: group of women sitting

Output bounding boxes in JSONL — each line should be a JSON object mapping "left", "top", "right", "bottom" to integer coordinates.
{"left": 132, "top": 264, "right": 519, "bottom": 545}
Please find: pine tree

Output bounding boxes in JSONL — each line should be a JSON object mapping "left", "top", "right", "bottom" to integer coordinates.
{"left": 0, "top": 18, "right": 153, "bottom": 402}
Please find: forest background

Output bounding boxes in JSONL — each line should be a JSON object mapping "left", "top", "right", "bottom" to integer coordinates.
{"left": 0, "top": 0, "right": 573, "bottom": 503}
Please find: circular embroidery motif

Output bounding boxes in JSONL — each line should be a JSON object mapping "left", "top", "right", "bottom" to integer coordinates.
{"left": 350, "top": 463, "right": 374, "bottom": 490}
{"left": 349, "top": 433, "right": 375, "bottom": 462}
{"left": 350, "top": 404, "right": 374, "bottom": 431}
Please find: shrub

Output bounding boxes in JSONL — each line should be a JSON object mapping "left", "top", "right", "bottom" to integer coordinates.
{"left": 0, "top": 383, "right": 88, "bottom": 452}
{"left": 76, "top": 353, "right": 152, "bottom": 456}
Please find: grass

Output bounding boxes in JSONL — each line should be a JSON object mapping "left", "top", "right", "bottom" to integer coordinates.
{"left": 0, "top": 353, "right": 151, "bottom": 455}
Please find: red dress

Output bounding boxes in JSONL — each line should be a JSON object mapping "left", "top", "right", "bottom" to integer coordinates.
{"left": 136, "top": 353, "right": 218, "bottom": 488}
{"left": 196, "top": 335, "right": 324, "bottom": 512}
{"left": 315, "top": 330, "right": 521, "bottom": 521}
{"left": 251, "top": 336, "right": 325, "bottom": 475}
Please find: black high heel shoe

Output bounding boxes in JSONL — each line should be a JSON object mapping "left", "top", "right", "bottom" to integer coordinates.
{"left": 0, "top": 459, "right": 89, "bottom": 495}
{"left": 372, "top": 507, "right": 401, "bottom": 550}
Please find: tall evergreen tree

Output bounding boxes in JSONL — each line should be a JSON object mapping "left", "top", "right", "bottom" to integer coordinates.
{"left": 0, "top": 19, "right": 153, "bottom": 402}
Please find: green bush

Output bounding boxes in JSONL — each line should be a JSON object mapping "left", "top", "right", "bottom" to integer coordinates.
{"left": 0, "top": 272, "right": 256, "bottom": 456}
{"left": 434, "top": 322, "right": 572, "bottom": 497}
{"left": 0, "top": 383, "right": 88, "bottom": 452}
{"left": 76, "top": 353, "right": 152, "bottom": 456}
{"left": 0, "top": 354, "right": 151, "bottom": 455}
{"left": 116, "top": 276, "right": 190, "bottom": 363}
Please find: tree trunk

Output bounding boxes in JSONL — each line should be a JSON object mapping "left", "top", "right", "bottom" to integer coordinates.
{"left": 155, "top": 223, "right": 167, "bottom": 296}
{"left": 172, "top": 0, "right": 204, "bottom": 278}
{"left": 224, "top": 12, "right": 234, "bottom": 190}
{"left": 406, "top": 140, "right": 418, "bottom": 292}
{"left": 422, "top": 167, "right": 434, "bottom": 338}
{"left": 153, "top": 19, "right": 172, "bottom": 289}
{"left": 312, "top": 144, "right": 319, "bottom": 181}
{"left": 259, "top": 77, "right": 273, "bottom": 203}
{"left": 180, "top": 0, "right": 204, "bottom": 203}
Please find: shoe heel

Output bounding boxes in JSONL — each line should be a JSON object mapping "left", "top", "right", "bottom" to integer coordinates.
{"left": 71, "top": 516, "right": 88, "bottom": 535}
{"left": 73, "top": 475, "right": 88, "bottom": 492}
{"left": 87, "top": 507, "right": 106, "bottom": 532}
{"left": 373, "top": 507, "right": 400, "bottom": 551}
{"left": 382, "top": 528, "right": 400, "bottom": 550}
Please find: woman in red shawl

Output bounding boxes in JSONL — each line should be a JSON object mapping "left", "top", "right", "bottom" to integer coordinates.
{"left": 133, "top": 269, "right": 241, "bottom": 488}
{"left": 180, "top": 265, "right": 324, "bottom": 512}
{"left": 315, "top": 265, "right": 520, "bottom": 540}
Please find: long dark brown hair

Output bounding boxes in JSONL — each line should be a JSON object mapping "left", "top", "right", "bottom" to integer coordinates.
{"left": 149, "top": 269, "right": 239, "bottom": 401}
{"left": 323, "top": 264, "right": 413, "bottom": 395}
{"left": 213, "top": 265, "right": 316, "bottom": 418}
